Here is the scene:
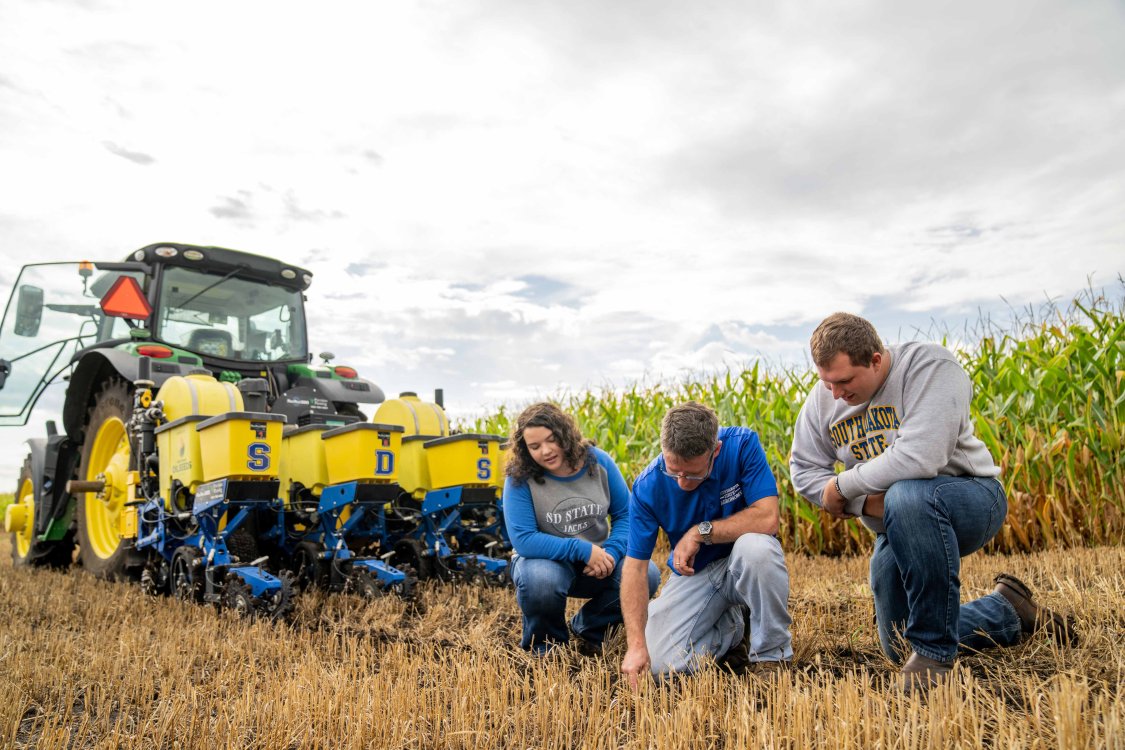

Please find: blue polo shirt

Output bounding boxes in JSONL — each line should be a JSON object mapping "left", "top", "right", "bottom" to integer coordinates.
{"left": 627, "top": 426, "right": 778, "bottom": 574}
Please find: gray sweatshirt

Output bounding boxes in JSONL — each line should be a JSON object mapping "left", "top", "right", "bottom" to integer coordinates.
{"left": 790, "top": 341, "right": 1000, "bottom": 533}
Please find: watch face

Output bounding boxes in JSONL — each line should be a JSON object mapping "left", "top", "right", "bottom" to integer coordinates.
{"left": 699, "top": 521, "right": 712, "bottom": 535}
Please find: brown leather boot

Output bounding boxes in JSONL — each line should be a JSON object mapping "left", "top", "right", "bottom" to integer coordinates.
{"left": 993, "top": 574, "right": 1079, "bottom": 646}
{"left": 747, "top": 659, "right": 790, "bottom": 680}
{"left": 900, "top": 652, "right": 953, "bottom": 695}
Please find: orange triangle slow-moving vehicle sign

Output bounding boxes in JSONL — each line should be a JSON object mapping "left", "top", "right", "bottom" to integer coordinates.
{"left": 100, "top": 276, "right": 153, "bottom": 320}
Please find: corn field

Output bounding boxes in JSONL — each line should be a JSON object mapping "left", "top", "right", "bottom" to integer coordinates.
{"left": 472, "top": 288, "right": 1125, "bottom": 555}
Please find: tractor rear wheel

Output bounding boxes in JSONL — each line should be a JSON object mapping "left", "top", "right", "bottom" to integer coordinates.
{"left": 76, "top": 379, "right": 138, "bottom": 580}
{"left": 8, "top": 456, "right": 74, "bottom": 568}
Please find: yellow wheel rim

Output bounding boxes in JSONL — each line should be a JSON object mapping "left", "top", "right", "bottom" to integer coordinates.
{"left": 84, "top": 415, "right": 131, "bottom": 560}
{"left": 13, "top": 475, "right": 35, "bottom": 559}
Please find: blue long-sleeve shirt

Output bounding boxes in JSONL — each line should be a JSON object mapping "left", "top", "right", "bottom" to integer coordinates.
{"left": 502, "top": 446, "right": 631, "bottom": 564}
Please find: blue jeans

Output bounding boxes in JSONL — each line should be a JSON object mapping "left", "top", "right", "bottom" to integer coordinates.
{"left": 510, "top": 555, "right": 661, "bottom": 653}
{"left": 872, "top": 476, "right": 1022, "bottom": 664}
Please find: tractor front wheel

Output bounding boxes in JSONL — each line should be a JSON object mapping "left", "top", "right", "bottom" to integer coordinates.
{"left": 76, "top": 379, "right": 137, "bottom": 580}
{"left": 8, "top": 456, "right": 73, "bottom": 568}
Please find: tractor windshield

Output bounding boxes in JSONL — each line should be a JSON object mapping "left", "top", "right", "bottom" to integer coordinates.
{"left": 156, "top": 266, "right": 308, "bottom": 363}
{"left": 0, "top": 262, "right": 144, "bottom": 425}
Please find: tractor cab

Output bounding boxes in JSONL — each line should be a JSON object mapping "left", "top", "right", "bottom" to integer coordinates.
{"left": 0, "top": 260, "right": 147, "bottom": 425}
{"left": 0, "top": 243, "right": 382, "bottom": 431}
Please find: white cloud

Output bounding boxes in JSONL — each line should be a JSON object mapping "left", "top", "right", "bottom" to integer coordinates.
{"left": 0, "top": 0, "right": 1122, "bottom": 471}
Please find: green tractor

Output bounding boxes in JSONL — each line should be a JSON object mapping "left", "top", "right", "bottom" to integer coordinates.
{"left": 0, "top": 243, "right": 384, "bottom": 579}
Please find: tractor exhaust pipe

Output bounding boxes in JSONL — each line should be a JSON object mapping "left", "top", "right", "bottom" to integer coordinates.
{"left": 137, "top": 354, "right": 152, "bottom": 384}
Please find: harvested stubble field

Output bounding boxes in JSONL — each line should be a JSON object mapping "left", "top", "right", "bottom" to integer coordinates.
{"left": 1, "top": 536, "right": 1121, "bottom": 749}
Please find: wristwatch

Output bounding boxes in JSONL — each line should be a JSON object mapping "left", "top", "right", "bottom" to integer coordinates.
{"left": 697, "top": 520, "right": 713, "bottom": 545}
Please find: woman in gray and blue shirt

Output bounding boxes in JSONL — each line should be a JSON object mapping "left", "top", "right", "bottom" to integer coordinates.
{"left": 503, "top": 402, "right": 660, "bottom": 654}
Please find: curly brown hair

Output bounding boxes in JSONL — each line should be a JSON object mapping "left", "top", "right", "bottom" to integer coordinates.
{"left": 505, "top": 402, "right": 593, "bottom": 485}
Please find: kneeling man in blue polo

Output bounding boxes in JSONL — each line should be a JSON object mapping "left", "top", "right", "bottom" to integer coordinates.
{"left": 619, "top": 402, "right": 793, "bottom": 684}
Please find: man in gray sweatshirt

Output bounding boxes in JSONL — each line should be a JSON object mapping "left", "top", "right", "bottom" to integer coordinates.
{"left": 790, "top": 312, "right": 1075, "bottom": 692}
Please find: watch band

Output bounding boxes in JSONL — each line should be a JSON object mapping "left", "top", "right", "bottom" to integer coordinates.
{"left": 698, "top": 520, "right": 713, "bottom": 545}
{"left": 834, "top": 475, "right": 848, "bottom": 501}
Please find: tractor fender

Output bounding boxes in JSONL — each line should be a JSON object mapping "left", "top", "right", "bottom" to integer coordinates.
{"left": 24, "top": 432, "right": 79, "bottom": 536}
{"left": 293, "top": 376, "right": 385, "bottom": 406}
{"left": 62, "top": 350, "right": 141, "bottom": 442}
{"left": 25, "top": 437, "right": 49, "bottom": 531}
{"left": 62, "top": 348, "right": 208, "bottom": 441}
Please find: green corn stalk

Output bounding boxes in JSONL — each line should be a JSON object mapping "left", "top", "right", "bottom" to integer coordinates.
{"left": 469, "top": 286, "right": 1124, "bottom": 555}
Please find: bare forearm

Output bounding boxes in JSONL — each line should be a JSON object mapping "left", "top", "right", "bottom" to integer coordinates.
{"left": 620, "top": 558, "right": 651, "bottom": 646}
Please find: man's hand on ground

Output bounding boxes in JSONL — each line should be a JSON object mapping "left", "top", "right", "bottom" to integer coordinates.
{"left": 620, "top": 644, "right": 651, "bottom": 689}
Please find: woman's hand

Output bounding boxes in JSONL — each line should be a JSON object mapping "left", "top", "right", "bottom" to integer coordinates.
{"left": 584, "top": 544, "right": 616, "bottom": 579}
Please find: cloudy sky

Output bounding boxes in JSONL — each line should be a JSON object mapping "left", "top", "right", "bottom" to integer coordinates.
{"left": 0, "top": 0, "right": 1122, "bottom": 472}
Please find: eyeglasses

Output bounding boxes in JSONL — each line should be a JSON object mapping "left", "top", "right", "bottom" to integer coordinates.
{"left": 661, "top": 450, "right": 716, "bottom": 483}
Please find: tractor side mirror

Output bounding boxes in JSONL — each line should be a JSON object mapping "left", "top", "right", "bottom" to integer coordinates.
{"left": 14, "top": 285, "right": 43, "bottom": 337}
